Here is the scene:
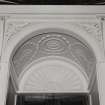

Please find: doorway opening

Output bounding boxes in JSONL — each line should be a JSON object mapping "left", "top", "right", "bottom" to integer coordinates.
{"left": 6, "top": 32, "right": 100, "bottom": 105}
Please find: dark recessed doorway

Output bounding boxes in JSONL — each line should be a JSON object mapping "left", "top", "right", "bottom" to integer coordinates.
{"left": 16, "top": 93, "right": 90, "bottom": 105}
{"left": 0, "top": 0, "right": 105, "bottom": 5}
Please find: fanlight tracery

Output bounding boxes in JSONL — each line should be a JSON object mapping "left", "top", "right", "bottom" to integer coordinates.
{"left": 11, "top": 32, "right": 96, "bottom": 92}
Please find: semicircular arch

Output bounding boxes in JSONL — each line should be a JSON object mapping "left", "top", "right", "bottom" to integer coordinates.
{"left": 2, "top": 23, "right": 103, "bottom": 66}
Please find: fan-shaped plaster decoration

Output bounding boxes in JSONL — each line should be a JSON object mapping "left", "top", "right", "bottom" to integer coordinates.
{"left": 19, "top": 58, "right": 88, "bottom": 92}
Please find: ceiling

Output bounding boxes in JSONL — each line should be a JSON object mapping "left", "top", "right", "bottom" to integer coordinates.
{"left": 0, "top": 0, "right": 105, "bottom": 5}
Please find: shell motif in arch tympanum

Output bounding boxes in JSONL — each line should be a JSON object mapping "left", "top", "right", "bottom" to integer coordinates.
{"left": 19, "top": 58, "right": 88, "bottom": 92}
{"left": 12, "top": 32, "right": 96, "bottom": 92}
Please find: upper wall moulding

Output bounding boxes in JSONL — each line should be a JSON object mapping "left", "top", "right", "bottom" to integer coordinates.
{"left": 3, "top": 15, "right": 104, "bottom": 59}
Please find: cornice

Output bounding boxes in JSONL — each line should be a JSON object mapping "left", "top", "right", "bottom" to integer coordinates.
{"left": 0, "top": 6, "right": 105, "bottom": 14}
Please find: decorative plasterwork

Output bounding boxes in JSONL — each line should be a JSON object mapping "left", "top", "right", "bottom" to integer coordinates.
{"left": 5, "top": 21, "right": 31, "bottom": 42}
{"left": 19, "top": 58, "right": 88, "bottom": 92}
{"left": 3, "top": 16, "right": 104, "bottom": 58}
{"left": 75, "top": 22, "right": 104, "bottom": 53}
{"left": 4, "top": 20, "right": 102, "bottom": 42}
{"left": 12, "top": 32, "right": 95, "bottom": 90}
{"left": 77, "top": 22, "right": 102, "bottom": 42}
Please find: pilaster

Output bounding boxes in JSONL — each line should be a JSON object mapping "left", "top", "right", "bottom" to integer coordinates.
{"left": 97, "top": 16, "right": 105, "bottom": 105}
{"left": 0, "top": 62, "right": 9, "bottom": 105}
{"left": 0, "top": 16, "right": 4, "bottom": 59}
{"left": 102, "top": 17, "right": 105, "bottom": 58}
{"left": 97, "top": 61, "right": 105, "bottom": 105}
{"left": 0, "top": 17, "right": 5, "bottom": 105}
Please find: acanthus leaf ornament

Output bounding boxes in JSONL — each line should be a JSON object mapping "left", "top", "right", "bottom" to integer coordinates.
{"left": 78, "top": 22, "right": 103, "bottom": 42}
{"left": 73, "top": 22, "right": 104, "bottom": 56}
{"left": 5, "top": 21, "right": 31, "bottom": 42}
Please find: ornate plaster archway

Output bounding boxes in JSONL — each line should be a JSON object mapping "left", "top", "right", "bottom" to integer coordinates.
{"left": 1, "top": 23, "right": 103, "bottom": 105}
{"left": 9, "top": 24, "right": 98, "bottom": 92}
{"left": 2, "top": 23, "right": 103, "bottom": 63}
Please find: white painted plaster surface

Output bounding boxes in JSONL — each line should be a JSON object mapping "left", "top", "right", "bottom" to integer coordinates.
{"left": 0, "top": 6, "right": 105, "bottom": 105}
{"left": 0, "top": 17, "right": 4, "bottom": 105}
{"left": 97, "top": 62, "right": 105, "bottom": 105}
{"left": 0, "top": 6, "right": 104, "bottom": 14}
{"left": 0, "top": 62, "right": 9, "bottom": 105}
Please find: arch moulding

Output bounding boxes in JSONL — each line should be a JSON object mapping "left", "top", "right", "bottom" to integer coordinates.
{"left": 0, "top": 21, "right": 104, "bottom": 105}
{"left": 1, "top": 23, "right": 104, "bottom": 63}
